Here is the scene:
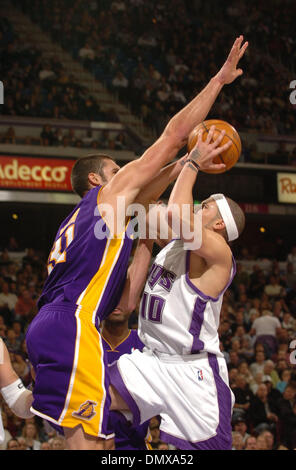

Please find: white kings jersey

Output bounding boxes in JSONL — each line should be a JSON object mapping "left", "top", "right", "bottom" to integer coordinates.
{"left": 138, "top": 239, "right": 236, "bottom": 357}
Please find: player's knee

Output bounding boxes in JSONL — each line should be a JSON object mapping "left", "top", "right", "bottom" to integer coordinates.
{"left": 63, "top": 425, "right": 105, "bottom": 450}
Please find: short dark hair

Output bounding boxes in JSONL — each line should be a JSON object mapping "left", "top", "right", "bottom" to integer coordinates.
{"left": 71, "top": 154, "right": 113, "bottom": 197}
{"left": 225, "top": 197, "right": 245, "bottom": 238}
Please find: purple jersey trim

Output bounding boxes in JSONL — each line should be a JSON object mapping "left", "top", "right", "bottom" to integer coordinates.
{"left": 159, "top": 353, "right": 232, "bottom": 450}
{"left": 109, "top": 361, "right": 141, "bottom": 426}
{"left": 185, "top": 251, "right": 236, "bottom": 301}
{"left": 189, "top": 297, "right": 206, "bottom": 353}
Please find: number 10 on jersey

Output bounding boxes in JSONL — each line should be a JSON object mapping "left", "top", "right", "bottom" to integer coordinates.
{"left": 140, "top": 292, "right": 165, "bottom": 324}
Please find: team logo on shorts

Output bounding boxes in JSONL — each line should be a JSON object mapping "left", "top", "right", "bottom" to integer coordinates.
{"left": 197, "top": 369, "right": 203, "bottom": 381}
{"left": 72, "top": 400, "right": 97, "bottom": 420}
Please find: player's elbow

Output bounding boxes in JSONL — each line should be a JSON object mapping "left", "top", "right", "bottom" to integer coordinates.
{"left": 162, "top": 125, "right": 186, "bottom": 150}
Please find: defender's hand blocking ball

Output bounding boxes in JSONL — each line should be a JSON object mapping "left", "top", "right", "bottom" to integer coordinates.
{"left": 187, "top": 120, "right": 241, "bottom": 174}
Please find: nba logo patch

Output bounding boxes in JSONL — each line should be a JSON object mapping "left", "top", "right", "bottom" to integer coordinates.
{"left": 72, "top": 400, "right": 97, "bottom": 420}
{"left": 197, "top": 369, "right": 203, "bottom": 381}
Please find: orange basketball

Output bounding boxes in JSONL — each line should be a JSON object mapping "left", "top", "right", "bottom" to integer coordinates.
{"left": 187, "top": 119, "right": 241, "bottom": 174}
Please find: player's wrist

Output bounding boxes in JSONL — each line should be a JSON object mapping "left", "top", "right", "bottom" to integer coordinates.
{"left": 211, "top": 74, "right": 225, "bottom": 88}
{"left": 186, "top": 159, "right": 200, "bottom": 173}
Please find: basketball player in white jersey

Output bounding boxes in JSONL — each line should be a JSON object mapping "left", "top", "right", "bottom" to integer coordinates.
{"left": 0, "top": 338, "right": 33, "bottom": 445}
{"left": 109, "top": 126, "right": 246, "bottom": 450}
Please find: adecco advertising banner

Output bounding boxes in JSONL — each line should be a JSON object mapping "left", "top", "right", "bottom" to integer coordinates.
{"left": 277, "top": 172, "right": 296, "bottom": 204}
{"left": 0, "top": 156, "right": 75, "bottom": 191}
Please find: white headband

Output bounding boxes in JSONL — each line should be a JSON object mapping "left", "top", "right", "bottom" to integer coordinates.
{"left": 210, "top": 193, "right": 239, "bottom": 242}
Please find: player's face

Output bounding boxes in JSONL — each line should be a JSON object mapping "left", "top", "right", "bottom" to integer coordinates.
{"left": 101, "top": 160, "right": 120, "bottom": 183}
{"left": 200, "top": 198, "right": 220, "bottom": 228}
{"left": 106, "top": 306, "right": 130, "bottom": 324}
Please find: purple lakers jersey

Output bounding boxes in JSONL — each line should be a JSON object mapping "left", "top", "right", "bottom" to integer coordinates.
{"left": 38, "top": 185, "right": 133, "bottom": 325}
{"left": 102, "top": 329, "right": 145, "bottom": 365}
{"left": 102, "top": 330, "right": 151, "bottom": 450}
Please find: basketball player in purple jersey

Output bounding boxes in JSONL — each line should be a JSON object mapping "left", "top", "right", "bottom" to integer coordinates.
{"left": 101, "top": 305, "right": 152, "bottom": 450}
{"left": 26, "top": 35, "right": 247, "bottom": 449}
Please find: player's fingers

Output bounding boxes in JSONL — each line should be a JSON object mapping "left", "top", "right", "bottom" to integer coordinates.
{"left": 213, "top": 139, "right": 232, "bottom": 155}
{"left": 239, "top": 41, "right": 248, "bottom": 59}
{"left": 229, "top": 35, "right": 243, "bottom": 57}
{"left": 209, "top": 163, "right": 226, "bottom": 171}
{"left": 211, "top": 129, "right": 226, "bottom": 148}
{"left": 235, "top": 35, "right": 244, "bottom": 52}
{"left": 206, "top": 125, "right": 215, "bottom": 144}
{"left": 196, "top": 129, "right": 203, "bottom": 146}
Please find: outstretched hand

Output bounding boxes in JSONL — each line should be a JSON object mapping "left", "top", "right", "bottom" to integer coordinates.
{"left": 188, "top": 125, "right": 231, "bottom": 172}
{"left": 215, "top": 35, "right": 248, "bottom": 85}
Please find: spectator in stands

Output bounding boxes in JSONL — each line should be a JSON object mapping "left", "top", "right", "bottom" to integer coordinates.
{"left": 6, "top": 438, "right": 20, "bottom": 450}
{"left": 66, "top": 128, "right": 76, "bottom": 147}
{"left": 244, "top": 435, "right": 257, "bottom": 450}
{"left": 39, "top": 61, "right": 56, "bottom": 81}
{"left": 114, "top": 132, "right": 128, "bottom": 150}
{"left": 264, "top": 276, "right": 284, "bottom": 298}
{"left": 112, "top": 70, "right": 129, "bottom": 89}
{"left": 231, "top": 432, "right": 244, "bottom": 450}
{"left": 16, "top": 436, "right": 27, "bottom": 450}
{"left": 278, "top": 385, "right": 296, "bottom": 449}
{"left": 14, "top": 289, "right": 36, "bottom": 324}
{"left": 228, "top": 350, "right": 241, "bottom": 371}
{"left": 285, "top": 263, "right": 296, "bottom": 289}
{"left": 249, "top": 372, "right": 263, "bottom": 395}
{"left": 281, "top": 311, "right": 296, "bottom": 335}
{"left": 2, "top": 127, "right": 16, "bottom": 144}
{"left": 78, "top": 42, "right": 96, "bottom": 64}
{"left": 50, "top": 436, "right": 66, "bottom": 450}
{"left": 249, "top": 383, "right": 278, "bottom": 433}
{"left": 20, "top": 421, "right": 41, "bottom": 450}
{"left": 276, "top": 369, "right": 292, "bottom": 394}
{"left": 257, "top": 430, "right": 276, "bottom": 450}
{"left": 269, "top": 141, "right": 289, "bottom": 166}
{"left": 82, "top": 130, "right": 94, "bottom": 147}
{"left": 232, "top": 416, "right": 250, "bottom": 445}
{"left": 231, "top": 374, "right": 253, "bottom": 422}
{"left": 40, "top": 441, "right": 51, "bottom": 450}
{"left": 286, "top": 246, "right": 296, "bottom": 270}
{"left": 250, "top": 310, "right": 281, "bottom": 357}
{"left": 0, "top": 282, "right": 18, "bottom": 314}
{"left": 40, "top": 125, "right": 54, "bottom": 146}
{"left": 4, "top": 329, "right": 21, "bottom": 353}
{"left": 0, "top": 412, "right": 13, "bottom": 450}
{"left": 263, "top": 376, "right": 282, "bottom": 415}
{"left": 249, "top": 350, "right": 267, "bottom": 378}
{"left": 262, "top": 360, "right": 280, "bottom": 388}
{"left": 237, "top": 361, "right": 254, "bottom": 385}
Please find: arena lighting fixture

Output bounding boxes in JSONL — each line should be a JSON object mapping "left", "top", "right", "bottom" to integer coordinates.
{"left": 12, "top": 213, "right": 18, "bottom": 220}
{"left": 260, "top": 226, "right": 266, "bottom": 233}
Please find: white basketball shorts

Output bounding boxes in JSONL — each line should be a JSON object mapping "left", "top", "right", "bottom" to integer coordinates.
{"left": 109, "top": 348, "right": 235, "bottom": 450}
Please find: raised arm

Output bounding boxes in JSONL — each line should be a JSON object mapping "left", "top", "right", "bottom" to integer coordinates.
{"left": 112, "top": 239, "right": 154, "bottom": 316}
{"left": 101, "top": 36, "right": 248, "bottom": 209}
{"left": 167, "top": 126, "right": 232, "bottom": 261}
{"left": 135, "top": 154, "right": 188, "bottom": 205}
